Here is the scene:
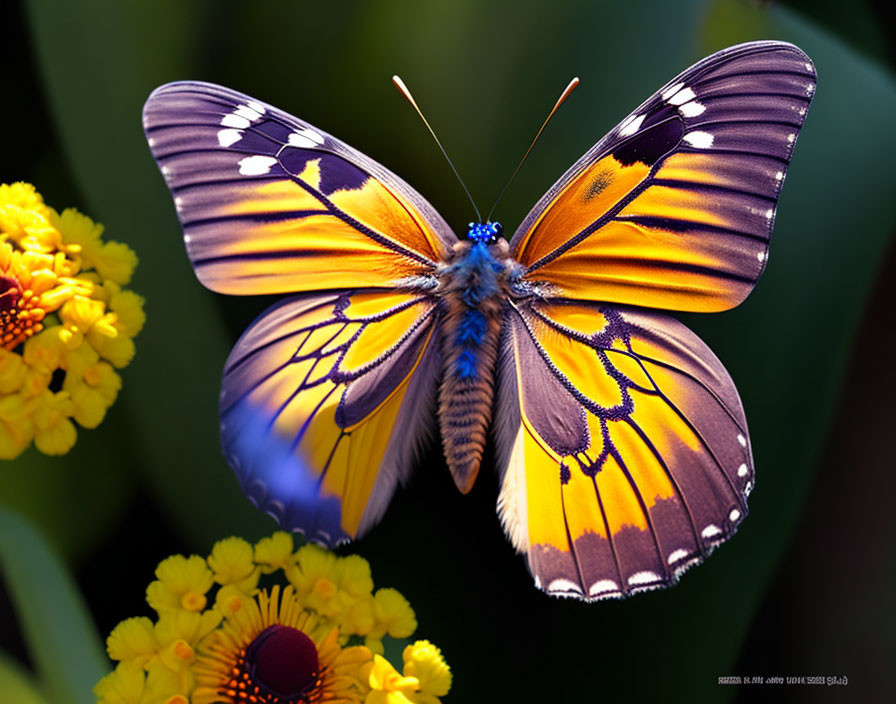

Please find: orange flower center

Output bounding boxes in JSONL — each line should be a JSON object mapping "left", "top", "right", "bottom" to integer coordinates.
{"left": 0, "top": 274, "right": 45, "bottom": 349}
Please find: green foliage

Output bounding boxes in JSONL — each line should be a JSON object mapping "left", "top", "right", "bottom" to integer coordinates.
{"left": 0, "top": 508, "right": 106, "bottom": 704}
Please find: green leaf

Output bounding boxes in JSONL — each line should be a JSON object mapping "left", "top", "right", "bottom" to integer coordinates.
{"left": 0, "top": 652, "right": 50, "bottom": 704}
{"left": 0, "top": 507, "right": 106, "bottom": 704}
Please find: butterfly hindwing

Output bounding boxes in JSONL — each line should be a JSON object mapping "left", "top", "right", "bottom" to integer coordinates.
{"left": 220, "top": 289, "right": 440, "bottom": 544}
{"left": 511, "top": 41, "right": 815, "bottom": 312}
{"left": 143, "top": 81, "right": 456, "bottom": 296}
{"left": 496, "top": 300, "right": 752, "bottom": 599}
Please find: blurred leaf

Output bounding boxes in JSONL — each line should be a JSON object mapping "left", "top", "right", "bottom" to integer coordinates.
{"left": 24, "top": 0, "right": 272, "bottom": 548}
{"left": 0, "top": 508, "right": 106, "bottom": 704}
{"left": 0, "top": 652, "right": 49, "bottom": 704}
{"left": 0, "top": 409, "right": 136, "bottom": 562}
{"left": 777, "top": 0, "right": 890, "bottom": 68}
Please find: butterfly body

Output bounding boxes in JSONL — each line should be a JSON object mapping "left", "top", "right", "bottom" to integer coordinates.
{"left": 144, "top": 41, "right": 815, "bottom": 600}
{"left": 436, "top": 226, "right": 517, "bottom": 491}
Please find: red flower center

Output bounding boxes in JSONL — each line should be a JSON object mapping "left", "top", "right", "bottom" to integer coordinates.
{"left": 246, "top": 625, "right": 320, "bottom": 700}
{"left": 0, "top": 275, "right": 21, "bottom": 312}
{"left": 0, "top": 273, "right": 45, "bottom": 349}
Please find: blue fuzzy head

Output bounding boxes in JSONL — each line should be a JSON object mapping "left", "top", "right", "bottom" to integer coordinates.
{"left": 466, "top": 221, "right": 503, "bottom": 244}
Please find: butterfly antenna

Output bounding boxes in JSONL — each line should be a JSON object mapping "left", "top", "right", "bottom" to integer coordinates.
{"left": 486, "top": 77, "right": 579, "bottom": 222}
{"left": 392, "top": 75, "right": 482, "bottom": 222}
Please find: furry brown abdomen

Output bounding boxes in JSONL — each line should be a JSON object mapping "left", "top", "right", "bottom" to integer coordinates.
{"left": 438, "top": 293, "right": 504, "bottom": 493}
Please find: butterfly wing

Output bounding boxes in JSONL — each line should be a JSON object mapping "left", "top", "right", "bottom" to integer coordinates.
{"left": 221, "top": 289, "right": 440, "bottom": 544}
{"left": 510, "top": 41, "right": 815, "bottom": 312}
{"left": 143, "top": 81, "right": 456, "bottom": 295}
{"left": 496, "top": 300, "right": 752, "bottom": 598}
{"left": 143, "top": 82, "right": 455, "bottom": 542}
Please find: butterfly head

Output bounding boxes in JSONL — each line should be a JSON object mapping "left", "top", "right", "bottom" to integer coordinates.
{"left": 466, "top": 221, "right": 503, "bottom": 244}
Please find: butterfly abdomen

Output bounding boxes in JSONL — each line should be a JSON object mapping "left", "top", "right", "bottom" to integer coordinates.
{"left": 437, "top": 241, "right": 507, "bottom": 493}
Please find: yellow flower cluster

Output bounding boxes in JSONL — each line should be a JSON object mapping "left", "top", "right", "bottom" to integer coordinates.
{"left": 0, "top": 182, "right": 144, "bottom": 458}
{"left": 95, "top": 532, "right": 452, "bottom": 704}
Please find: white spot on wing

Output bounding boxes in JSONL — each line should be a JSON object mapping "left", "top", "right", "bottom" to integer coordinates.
{"left": 238, "top": 155, "right": 278, "bottom": 175}
{"left": 729, "top": 509, "right": 741, "bottom": 522}
{"left": 805, "top": 62, "right": 813, "bottom": 72}
{"left": 775, "top": 171, "right": 784, "bottom": 181}
{"left": 737, "top": 463, "right": 749, "bottom": 477}
{"left": 618, "top": 114, "right": 645, "bottom": 137}
{"left": 588, "top": 579, "right": 620, "bottom": 596}
{"left": 678, "top": 101, "right": 706, "bottom": 117}
{"left": 247, "top": 100, "right": 266, "bottom": 114}
{"left": 757, "top": 251, "right": 765, "bottom": 262}
{"left": 737, "top": 433, "right": 747, "bottom": 447}
{"left": 628, "top": 571, "right": 661, "bottom": 586}
{"left": 744, "top": 480, "right": 754, "bottom": 497}
{"left": 682, "top": 131, "right": 714, "bottom": 149}
{"left": 234, "top": 105, "right": 263, "bottom": 121}
{"left": 668, "top": 87, "right": 696, "bottom": 105}
{"left": 547, "top": 578, "right": 584, "bottom": 595}
{"left": 701, "top": 524, "right": 722, "bottom": 540}
{"left": 217, "top": 128, "right": 243, "bottom": 147}
{"left": 288, "top": 130, "right": 324, "bottom": 148}
{"left": 787, "top": 133, "right": 796, "bottom": 143}
{"left": 221, "top": 113, "right": 250, "bottom": 129}
{"left": 766, "top": 208, "right": 774, "bottom": 220}
{"left": 661, "top": 82, "right": 685, "bottom": 101}
{"left": 668, "top": 549, "right": 690, "bottom": 565}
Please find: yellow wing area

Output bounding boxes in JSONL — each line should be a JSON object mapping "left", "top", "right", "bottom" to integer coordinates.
{"left": 143, "top": 81, "right": 456, "bottom": 297}
{"left": 497, "top": 301, "right": 753, "bottom": 600}
{"left": 513, "top": 150, "right": 761, "bottom": 312}
{"left": 220, "top": 290, "right": 439, "bottom": 544}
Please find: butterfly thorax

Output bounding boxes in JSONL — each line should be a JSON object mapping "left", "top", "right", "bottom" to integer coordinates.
{"left": 435, "top": 224, "right": 515, "bottom": 493}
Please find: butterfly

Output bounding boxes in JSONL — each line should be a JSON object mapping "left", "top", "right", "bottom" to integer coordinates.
{"left": 143, "top": 40, "right": 814, "bottom": 601}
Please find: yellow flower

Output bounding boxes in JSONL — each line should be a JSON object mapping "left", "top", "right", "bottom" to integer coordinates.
{"left": 146, "top": 555, "right": 214, "bottom": 614}
{"left": 106, "top": 617, "right": 159, "bottom": 668}
{"left": 371, "top": 589, "right": 417, "bottom": 640}
{"left": 29, "top": 389, "right": 77, "bottom": 455}
{"left": 254, "top": 531, "right": 296, "bottom": 573}
{"left": 402, "top": 641, "right": 452, "bottom": 700}
{"left": 94, "top": 661, "right": 148, "bottom": 704}
{"left": 0, "top": 182, "right": 143, "bottom": 458}
{"left": 0, "top": 348, "right": 26, "bottom": 394}
{"left": 193, "top": 586, "right": 371, "bottom": 704}
{"left": 98, "top": 534, "right": 449, "bottom": 704}
{"left": 0, "top": 393, "right": 32, "bottom": 459}
{"left": 207, "top": 536, "right": 260, "bottom": 592}
{"left": 366, "top": 655, "right": 420, "bottom": 704}
{"left": 366, "top": 642, "right": 451, "bottom": 704}
{"left": 64, "top": 359, "right": 122, "bottom": 428}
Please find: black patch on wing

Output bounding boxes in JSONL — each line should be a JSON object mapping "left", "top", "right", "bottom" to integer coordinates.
{"left": 278, "top": 148, "right": 370, "bottom": 195}
{"left": 612, "top": 118, "right": 683, "bottom": 167}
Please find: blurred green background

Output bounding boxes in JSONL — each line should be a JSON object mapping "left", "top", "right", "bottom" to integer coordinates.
{"left": 2, "top": 0, "right": 894, "bottom": 702}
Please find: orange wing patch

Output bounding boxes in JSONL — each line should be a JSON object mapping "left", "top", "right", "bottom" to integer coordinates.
{"left": 513, "top": 155, "right": 650, "bottom": 267}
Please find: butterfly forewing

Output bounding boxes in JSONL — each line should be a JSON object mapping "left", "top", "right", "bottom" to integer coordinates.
{"left": 497, "top": 301, "right": 753, "bottom": 599}
{"left": 511, "top": 41, "right": 815, "bottom": 313}
{"left": 143, "top": 81, "right": 456, "bottom": 296}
